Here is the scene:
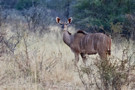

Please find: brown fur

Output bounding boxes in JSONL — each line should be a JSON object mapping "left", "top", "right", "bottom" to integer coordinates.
{"left": 70, "top": 32, "right": 111, "bottom": 65}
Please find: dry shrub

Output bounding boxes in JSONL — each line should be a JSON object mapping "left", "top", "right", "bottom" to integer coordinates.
{"left": 77, "top": 47, "right": 135, "bottom": 90}
{"left": 96, "top": 59, "right": 128, "bottom": 90}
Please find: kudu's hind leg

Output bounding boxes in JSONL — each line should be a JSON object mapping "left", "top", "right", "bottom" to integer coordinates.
{"left": 81, "top": 53, "right": 87, "bottom": 65}
{"left": 99, "top": 51, "right": 107, "bottom": 60}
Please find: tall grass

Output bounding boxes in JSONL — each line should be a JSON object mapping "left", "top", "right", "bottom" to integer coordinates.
{"left": 0, "top": 22, "right": 135, "bottom": 90}
{"left": 0, "top": 24, "right": 84, "bottom": 90}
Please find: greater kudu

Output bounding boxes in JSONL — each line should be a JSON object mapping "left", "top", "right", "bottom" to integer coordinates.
{"left": 56, "top": 17, "right": 111, "bottom": 66}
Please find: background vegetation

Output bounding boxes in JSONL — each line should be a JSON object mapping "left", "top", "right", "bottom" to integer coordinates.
{"left": 0, "top": 0, "right": 135, "bottom": 90}
{"left": 0, "top": 0, "right": 135, "bottom": 37}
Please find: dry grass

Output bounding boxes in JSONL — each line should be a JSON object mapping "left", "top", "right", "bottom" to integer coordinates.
{"left": 0, "top": 24, "right": 84, "bottom": 90}
{"left": 0, "top": 23, "right": 135, "bottom": 90}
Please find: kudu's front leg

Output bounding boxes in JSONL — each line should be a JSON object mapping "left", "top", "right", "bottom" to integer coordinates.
{"left": 80, "top": 53, "right": 87, "bottom": 65}
{"left": 74, "top": 53, "right": 79, "bottom": 67}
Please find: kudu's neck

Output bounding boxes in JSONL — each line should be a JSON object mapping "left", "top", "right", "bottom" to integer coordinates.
{"left": 63, "top": 30, "right": 72, "bottom": 47}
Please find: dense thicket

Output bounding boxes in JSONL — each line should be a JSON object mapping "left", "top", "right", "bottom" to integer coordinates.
{"left": 73, "top": 0, "right": 135, "bottom": 32}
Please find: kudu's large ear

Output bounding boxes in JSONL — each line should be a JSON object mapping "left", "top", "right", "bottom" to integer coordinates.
{"left": 56, "top": 17, "right": 61, "bottom": 24}
{"left": 67, "top": 17, "right": 72, "bottom": 24}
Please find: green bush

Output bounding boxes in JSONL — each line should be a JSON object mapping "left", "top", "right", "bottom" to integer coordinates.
{"left": 73, "top": 0, "right": 135, "bottom": 33}
{"left": 15, "top": 0, "right": 39, "bottom": 10}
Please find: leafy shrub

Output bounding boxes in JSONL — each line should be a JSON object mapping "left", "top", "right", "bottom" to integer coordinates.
{"left": 15, "top": 0, "right": 39, "bottom": 10}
